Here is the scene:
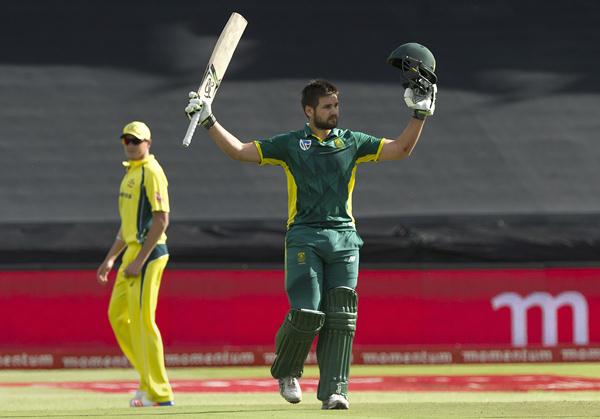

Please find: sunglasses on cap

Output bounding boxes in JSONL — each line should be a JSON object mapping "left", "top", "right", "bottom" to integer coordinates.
{"left": 121, "top": 135, "right": 145, "bottom": 145}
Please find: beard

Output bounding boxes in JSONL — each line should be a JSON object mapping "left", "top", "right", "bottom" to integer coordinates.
{"left": 314, "top": 114, "right": 338, "bottom": 130}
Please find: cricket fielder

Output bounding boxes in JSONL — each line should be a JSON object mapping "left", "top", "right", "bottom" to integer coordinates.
{"left": 185, "top": 43, "right": 437, "bottom": 410}
{"left": 96, "top": 121, "right": 174, "bottom": 407}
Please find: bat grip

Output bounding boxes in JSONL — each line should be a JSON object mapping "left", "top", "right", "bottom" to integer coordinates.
{"left": 182, "top": 113, "right": 201, "bottom": 147}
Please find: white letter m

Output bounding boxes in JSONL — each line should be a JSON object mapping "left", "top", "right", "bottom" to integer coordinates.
{"left": 491, "top": 291, "right": 589, "bottom": 347}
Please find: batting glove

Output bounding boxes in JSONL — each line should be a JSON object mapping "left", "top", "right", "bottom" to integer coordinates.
{"left": 185, "top": 91, "right": 216, "bottom": 129}
{"left": 404, "top": 84, "right": 437, "bottom": 120}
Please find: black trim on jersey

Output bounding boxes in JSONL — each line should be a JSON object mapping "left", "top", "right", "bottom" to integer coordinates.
{"left": 136, "top": 167, "right": 153, "bottom": 243}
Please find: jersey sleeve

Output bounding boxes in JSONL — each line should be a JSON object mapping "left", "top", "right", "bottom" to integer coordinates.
{"left": 354, "top": 131, "right": 384, "bottom": 164}
{"left": 254, "top": 134, "right": 289, "bottom": 166}
{"left": 144, "top": 167, "right": 170, "bottom": 213}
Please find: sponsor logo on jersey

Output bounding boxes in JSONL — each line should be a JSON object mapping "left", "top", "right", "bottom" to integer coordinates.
{"left": 155, "top": 192, "right": 162, "bottom": 203}
{"left": 119, "top": 192, "right": 133, "bottom": 199}
{"left": 299, "top": 139, "right": 312, "bottom": 151}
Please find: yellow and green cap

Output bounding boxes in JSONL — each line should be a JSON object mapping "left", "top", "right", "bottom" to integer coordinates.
{"left": 121, "top": 121, "right": 151, "bottom": 141}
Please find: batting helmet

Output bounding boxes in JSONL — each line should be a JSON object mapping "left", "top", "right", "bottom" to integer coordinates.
{"left": 388, "top": 43, "right": 437, "bottom": 93}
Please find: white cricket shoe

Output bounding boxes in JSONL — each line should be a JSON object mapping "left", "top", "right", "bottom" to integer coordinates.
{"left": 131, "top": 389, "right": 146, "bottom": 401}
{"left": 321, "top": 394, "right": 349, "bottom": 410}
{"left": 278, "top": 376, "right": 302, "bottom": 404}
{"left": 129, "top": 392, "right": 174, "bottom": 407}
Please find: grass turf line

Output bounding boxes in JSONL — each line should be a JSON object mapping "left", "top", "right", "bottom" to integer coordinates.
{"left": 1, "top": 364, "right": 600, "bottom": 418}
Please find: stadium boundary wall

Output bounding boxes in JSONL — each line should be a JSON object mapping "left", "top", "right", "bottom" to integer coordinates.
{"left": 1, "top": 267, "right": 600, "bottom": 368}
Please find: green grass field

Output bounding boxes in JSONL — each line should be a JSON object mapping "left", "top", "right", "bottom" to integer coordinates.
{"left": 1, "top": 364, "right": 600, "bottom": 418}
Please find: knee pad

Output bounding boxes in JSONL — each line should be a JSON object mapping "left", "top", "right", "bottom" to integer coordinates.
{"left": 321, "top": 286, "right": 358, "bottom": 330}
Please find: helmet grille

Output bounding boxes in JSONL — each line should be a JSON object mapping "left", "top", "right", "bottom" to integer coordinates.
{"left": 400, "top": 56, "right": 436, "bottom": 94}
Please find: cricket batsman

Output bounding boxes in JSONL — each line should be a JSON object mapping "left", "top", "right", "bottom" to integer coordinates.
{"left": 96, "top": 121, "right": 174, "bottom": 407}
{"left": 184, "top": 43, "right": 437, "bottom": 410}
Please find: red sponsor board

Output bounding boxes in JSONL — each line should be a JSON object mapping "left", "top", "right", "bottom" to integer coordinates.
{"left": 1, "top": 267, "right": 600, "bottom": 368}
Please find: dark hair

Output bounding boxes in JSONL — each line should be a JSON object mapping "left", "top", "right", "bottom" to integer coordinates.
{"left": 301, "top": 79, "right": 338, "bottom": 110}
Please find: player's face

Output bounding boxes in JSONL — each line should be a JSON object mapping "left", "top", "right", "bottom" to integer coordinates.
{"left": 122, "top": 136, "right": 151, "bottom": 160}
{"left": 312, "top": 94, "right": 339, "bottom": 130}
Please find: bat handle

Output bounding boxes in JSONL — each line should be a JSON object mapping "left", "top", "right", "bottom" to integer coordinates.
{"left": 182, "top": 113, "right": 201, "bottom": 147}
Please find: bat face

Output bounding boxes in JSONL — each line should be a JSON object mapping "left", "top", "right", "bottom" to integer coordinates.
{"left": 182, "top": 12, "right": 247, "bottom": 146}
{"left": 196, "top": 12, "right": 247, "bottom": 105}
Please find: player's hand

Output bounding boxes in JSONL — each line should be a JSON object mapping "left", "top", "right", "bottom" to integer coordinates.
{"left": 96, "top": 259, "right": 114, "bottom": 285}
{"left": 404, "top": 84, "right": 437, "bottom": 120}
{"left": 123, "top": 260, "right": 143, "bottom": 278}
{"left": 184, "top": 91, "right": 203, "bottom": 115}
{"left": 185, "top": 91, "right": 216, "bottom": 129}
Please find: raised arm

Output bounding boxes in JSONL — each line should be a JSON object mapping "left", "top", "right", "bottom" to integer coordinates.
{"left": 185, "top": 93, "right": 260, "bottom": 163}
{"left": 378, "top": 118, "right": 426, "bottom": 161}
{"left": 206, "top": 122, "right": 260, "bottom": 163}
{"left": 378, "top": 85, "right": 437, "bottom": 161}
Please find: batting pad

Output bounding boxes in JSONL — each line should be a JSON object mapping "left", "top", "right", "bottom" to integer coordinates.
{"left": 270, "top": 308, "right": 325, "bottom": 379}
{"left": 316, "top": 286, "right": 358, "bottom": 400}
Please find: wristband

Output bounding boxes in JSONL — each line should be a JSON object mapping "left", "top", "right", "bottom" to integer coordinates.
{"left": 201, "top": 114, "right": 216, "bottom": 130}
{"left": 413, "top": 110, "right": 427, "bottom": 120}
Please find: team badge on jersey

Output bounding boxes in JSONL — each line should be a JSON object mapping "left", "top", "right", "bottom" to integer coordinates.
{"left": 334, "top": 138, "right": 345, "bottom": 149}
{"left": 299, "top": 139, "right": 312, "bottom": 151}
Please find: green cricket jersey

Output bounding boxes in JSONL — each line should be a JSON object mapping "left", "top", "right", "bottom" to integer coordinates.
{"left": 254, "top": 124, "right": 384, "bottom": 229}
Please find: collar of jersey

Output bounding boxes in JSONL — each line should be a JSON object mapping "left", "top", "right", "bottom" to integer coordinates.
{"left": 122, "top": 154, "right": 155, "bottom": 168}
{"left": 303, "top": 124, "right": 342, "bottom": 142}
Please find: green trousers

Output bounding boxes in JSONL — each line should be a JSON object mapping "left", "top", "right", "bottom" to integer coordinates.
{"left": 284, "top": 225, "right": 362, "bottom": 309}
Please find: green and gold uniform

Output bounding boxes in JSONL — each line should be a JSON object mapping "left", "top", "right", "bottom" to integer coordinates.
{"left": 255, "top": 124, "right": 383, "bottom": 401}
{"left": 108, "top": 154, "right": 173, "bottom": 403}
{"left": 255, "top": 125, "right": 383, "bottom": 306}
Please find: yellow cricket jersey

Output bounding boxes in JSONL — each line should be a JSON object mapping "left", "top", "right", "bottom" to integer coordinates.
{"left": 119, "top": 154, "right": 169, "bottom": 245}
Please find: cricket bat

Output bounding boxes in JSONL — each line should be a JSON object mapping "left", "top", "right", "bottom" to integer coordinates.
{"left": 182, "top": 12, "right": 247, "bottom": 147}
